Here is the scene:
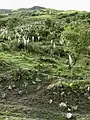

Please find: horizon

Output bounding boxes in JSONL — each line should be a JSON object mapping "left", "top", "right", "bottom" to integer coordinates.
{"left": 0, "top": 0, "right": 90, "bottom": 12}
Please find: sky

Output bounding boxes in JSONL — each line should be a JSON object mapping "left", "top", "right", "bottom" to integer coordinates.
{"left": 0, "top": 0, "right": 90, "bottom": 11}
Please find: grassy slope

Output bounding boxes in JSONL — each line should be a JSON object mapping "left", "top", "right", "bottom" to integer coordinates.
{"left": 0, "top": 8, "right": 90, "bottom": 119}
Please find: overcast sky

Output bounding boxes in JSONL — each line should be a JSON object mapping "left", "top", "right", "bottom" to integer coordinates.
{"left": 0, "top": 0, "right": 90, "bottom": 11}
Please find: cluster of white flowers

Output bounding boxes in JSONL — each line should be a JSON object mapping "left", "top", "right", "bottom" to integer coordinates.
{"left": 68, "top": 54, "right": 73, "bottom": 67}
{"left": 32, "top": 36, "right": 34, "bottom": 41}
{"left": 51, "top": 40, "right": 53, "bottom": 45}
{"left": 23, "top": 36, "right": 30, "bottom": 50}
{"left": 0, "top": 28, "right": 8, "bottom": 38}
{"left": 38, "top": 36, "right": 40, "bottom": 40}
{"left": 53, "top": 43, "right": 56, "bottom": 49}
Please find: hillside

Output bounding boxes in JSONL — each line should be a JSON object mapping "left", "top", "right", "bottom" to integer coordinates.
{"left": 0, "top": 9, "right": 12, "bottom": 14}
{"left": 0, "top": 6, "right": 45, "bottom": 14}
{"left": 0, "top": 7, "right": 90, "bottom": 120}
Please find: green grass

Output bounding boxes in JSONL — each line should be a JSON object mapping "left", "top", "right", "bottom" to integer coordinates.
{"left": 0, "top": 52, "right": 38, "bottom": 69}
{"left": 0, "top": 51, "right": 67, "bottom": 75}
{"left": 0, "top": 51, "right": 90, "bottom": 79}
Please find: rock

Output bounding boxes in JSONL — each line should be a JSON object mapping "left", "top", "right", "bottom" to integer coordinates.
{"left": 53, "top": 92, "right": 57, "bottom": 95}
{"left": 49, "top": 99, "right": 53, "bottom": 104}
{"left": 59, "top": 102, "right": 67, "bottom": 107}
{"left": 61, "top": 91, "right": 65, "bottom": 96}
{"left": 8, "top": 85, "right": 12, "bottom": 90}
{"left": 32, "top": 81, "right": 36, "bottom": 84}
{"left": 47, "top": 84, "right": 54, "bottom": 89}
{"left": 18, "top": 90, "right": 23, "bottom": 95}
{"left": 12, "top": 84, "right": 15, "bottom": 88}
{"left": 68, "top": 108, "right": 71, "bottom": 112}
{"left": 66, "top": 112, "right": 72, "bottom": 119}
{"left": 24, "top": 82, "right": 28, "bottom": 87}
{"left": 87, "top": 87, "right": 90, "bottom": 91}
{"left": 35, "top": 78, "right": 41, "bottom": 82}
